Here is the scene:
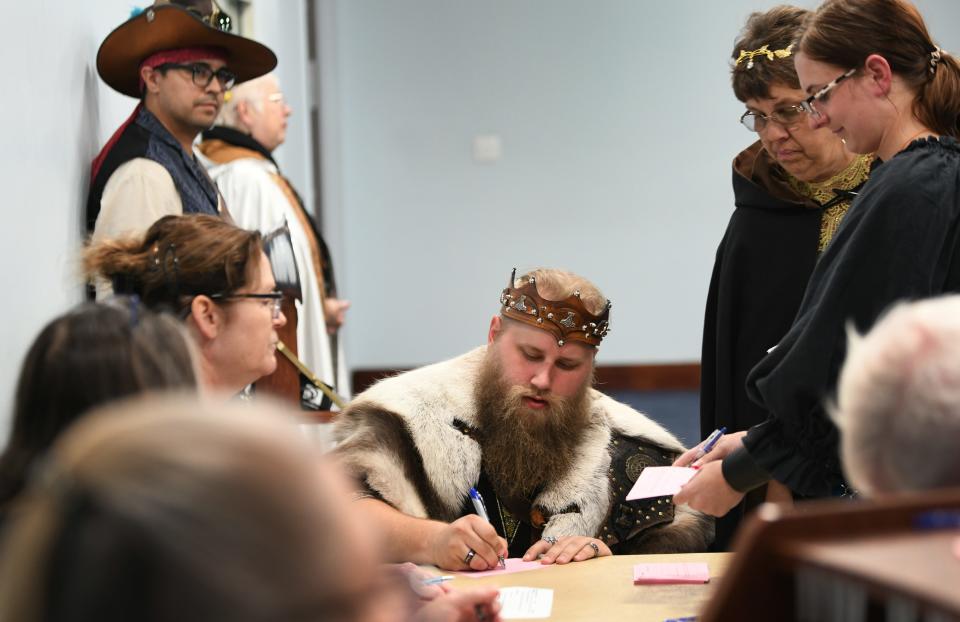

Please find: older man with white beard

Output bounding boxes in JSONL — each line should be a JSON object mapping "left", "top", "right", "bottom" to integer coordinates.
{"left": 333, "top": 268, "right": 712, "bottom": 571}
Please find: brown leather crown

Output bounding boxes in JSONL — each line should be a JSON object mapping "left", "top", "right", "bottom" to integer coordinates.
{"left": 499, "top": 269, "right": 611, "bottom": 347}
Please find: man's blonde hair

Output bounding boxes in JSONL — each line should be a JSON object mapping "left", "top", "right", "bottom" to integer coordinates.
{"left": 515, "top": 268, "right": 607, "bottom": 315}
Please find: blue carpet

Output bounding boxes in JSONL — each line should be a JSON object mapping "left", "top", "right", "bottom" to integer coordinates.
{"left": 605, "top": 390, "right": 701, "bottom": 449}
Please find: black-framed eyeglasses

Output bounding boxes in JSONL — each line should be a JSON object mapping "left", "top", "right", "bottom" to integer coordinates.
{"left": 740, "top": 104, "right": 806, "bottom": 133}
{"left": 157, "top": 62, "right": 237, "bottom": 90}
{"left": 210, "top": 292, "right": 283, "bottom": 320}
{"left": 800, "top": 67, "right": 858, "bottom": 116}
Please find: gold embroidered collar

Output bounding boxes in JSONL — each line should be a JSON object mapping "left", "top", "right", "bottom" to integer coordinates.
{"left": 787, "top": 154, "right": 873, "bottom": 206}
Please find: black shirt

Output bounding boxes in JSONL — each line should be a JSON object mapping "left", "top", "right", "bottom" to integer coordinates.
{"left": 732, "top": 137, "right": 960, "bottom": 497}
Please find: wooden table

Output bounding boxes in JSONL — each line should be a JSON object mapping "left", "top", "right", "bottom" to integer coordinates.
{"left": 447, "top": 552, "right": 731, "bottom": 621}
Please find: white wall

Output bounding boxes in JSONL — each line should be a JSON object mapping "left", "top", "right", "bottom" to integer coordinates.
{"left": 318, "top": 0, "right": 960, "bottom": 371}
{"left": 0, "top": 1, "right": 137, "bottom": 440}
{"left": 249, "top": 0, "right": 315, "bottom": 213}
{"left": 3, "top": 1, "right": 960, "bottom": 434}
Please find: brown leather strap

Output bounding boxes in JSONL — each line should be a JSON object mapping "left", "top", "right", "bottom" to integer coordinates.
{"left": 253, "top": 295, "right": 300, "bottom": 406}
{"left": 270, "top": 172, "right": 327, "bottom": 304}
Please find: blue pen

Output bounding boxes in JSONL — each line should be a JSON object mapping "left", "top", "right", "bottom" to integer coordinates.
{"left": 693, "top": 427, "right": 726, "bottom": 462}
{"left": 422, "top": 575, "right": 454, "bottom": 586}
{"left": 469, "top": 487, "right": 506, "bottom": 569}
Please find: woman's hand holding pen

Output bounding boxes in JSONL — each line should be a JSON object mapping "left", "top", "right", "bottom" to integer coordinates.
{"left": 428, "top": 515, "right": 507, "bottom": 571}
{"left": 672, "top": 461, "right": 745, "bottom": 516}
{"left": 673, "top": 430, "right": 747, "bottom": 468}
{"left": 671, "top": 429, "right": 748, "bottom": 516}
{"left": 392, "top": 562, "right": 452, "bottom": 600}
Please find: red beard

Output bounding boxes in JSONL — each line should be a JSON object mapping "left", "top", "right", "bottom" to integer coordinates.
{"left": 473, "top": 348, "right": 595, "bottom": 501}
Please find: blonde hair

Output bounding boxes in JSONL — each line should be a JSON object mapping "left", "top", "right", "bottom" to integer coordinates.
{"left": 833, "top": 296, "right": 960, "bottom": 495}
{"left": 515, "top": 268, "right": 608, "bottom": 315}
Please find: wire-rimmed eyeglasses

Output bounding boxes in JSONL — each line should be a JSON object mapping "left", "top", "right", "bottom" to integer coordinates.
{"left": 157, "top": 62, "right": 237, "bottom": 90}
{"left": 740, "top": 104, "right": 806, "bottom": 133}
{"left": 210, "top": 292, "right": 284, "bottom": 320}
{"left": 800, "top": 67, "right": 858, "bottom": 116}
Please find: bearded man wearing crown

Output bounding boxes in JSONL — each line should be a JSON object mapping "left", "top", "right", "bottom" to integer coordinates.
{"left": 332, "top": 268, "right": 712, "bottom": 571}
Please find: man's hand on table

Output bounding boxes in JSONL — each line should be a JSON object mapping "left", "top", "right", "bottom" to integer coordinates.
{"left": 523, "top": 535, "right": 611, "bottom": 564}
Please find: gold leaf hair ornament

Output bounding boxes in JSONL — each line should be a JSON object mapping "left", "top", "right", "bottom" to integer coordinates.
{"left": 735, "top": 43, "right": 794, "bottom": 70}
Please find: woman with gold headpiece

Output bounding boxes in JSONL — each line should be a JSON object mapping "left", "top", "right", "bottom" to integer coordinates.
{"left": 692, "top": 6, "right": 872, "bottom": 550}
{"left": 678, "top": 0, "right": 960, "bottom": 526}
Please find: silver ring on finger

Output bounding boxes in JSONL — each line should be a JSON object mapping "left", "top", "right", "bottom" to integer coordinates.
{"left": 542, "top": 535, "right": 558, "bottom": 545}
{"left": 463, "top": 548, "right": 477, "bottom": 565}
{"left": 587, "top": 542, "right": 600, "bottom": 558}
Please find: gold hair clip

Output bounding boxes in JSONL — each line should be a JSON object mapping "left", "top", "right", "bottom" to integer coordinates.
{"left": 223, "top": 90, "right": 233, "bottom": 102}
{"left": 735, "top": 43, "right": 794, "bottom": 69}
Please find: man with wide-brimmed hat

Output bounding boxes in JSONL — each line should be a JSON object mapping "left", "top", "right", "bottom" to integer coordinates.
{"left": 86, "top": 2, "right": 276, "bottom": 243}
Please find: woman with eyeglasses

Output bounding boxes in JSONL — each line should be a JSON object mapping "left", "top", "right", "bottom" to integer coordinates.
{"left": 85, "top": 214, "right": 287, "bottom": 396}
{"left": 676, "top": 0, "right": 960, "bottom": 518}
{"left": 686, "top": 6, "right": 871, "bottom": 549}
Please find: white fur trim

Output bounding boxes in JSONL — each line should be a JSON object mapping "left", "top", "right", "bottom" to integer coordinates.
{"left": 339, "top": 346, "right": 685, "bottom": 534}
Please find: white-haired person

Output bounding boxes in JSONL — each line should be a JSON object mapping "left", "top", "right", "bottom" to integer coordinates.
{"left": 833, "top": 296, "right": 960, "bottom": 495}
{"left": 198, "top": 72, "right": 349, "bottom": 406}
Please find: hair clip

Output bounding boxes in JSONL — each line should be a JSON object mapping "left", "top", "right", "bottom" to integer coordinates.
{"left": 158, "top": 243, "right": 180, "bottom": 301}
{"left": 735, "top": 43, "right": 794, "bottom": 69}
{"left": 930, "top": 46, "right": 944, "bottom": 75}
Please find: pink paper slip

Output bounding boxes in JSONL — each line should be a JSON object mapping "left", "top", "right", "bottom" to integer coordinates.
{"left": 625, "top": 466, "right": 697, "bottom": 500}
{"left": 456, "top": 558, "right": 548, "bottom": 578}
{"left": 633, "top": 562, "right": 710, "bottom": 585}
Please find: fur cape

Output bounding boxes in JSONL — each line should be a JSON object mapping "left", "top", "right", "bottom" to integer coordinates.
{"left": 333, "top": 347, "right": 712, "bottom": 552}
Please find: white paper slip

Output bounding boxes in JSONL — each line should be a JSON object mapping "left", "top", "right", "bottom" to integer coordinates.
{"left": 626, "top": 466, "right": 697, "bottom": 500}
{"left": 498, "top": 587, "right": 554, "bottom": 619}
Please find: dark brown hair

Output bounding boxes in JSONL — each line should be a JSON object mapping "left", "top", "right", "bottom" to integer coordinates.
{"left": 798, "top": 0, "right": 960, "bottom": 138}
{"left": 731, "top": 5, "right": 810, "bottom": 102}
{"left": 0, "top": 300, "right": 196, "bottom": 511}
{"left": 84, "top": 215, "right": 263, "bottom": 314}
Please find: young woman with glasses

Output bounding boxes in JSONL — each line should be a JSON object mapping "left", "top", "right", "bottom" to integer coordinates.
{"left": 85, "top": 214, "right": 287, "bottom": 396}
{"left": 685, "top": 6, "right": 871, "bottom": 547}
{"left": 676, "top": 0, "right": 960, "bottom": 518}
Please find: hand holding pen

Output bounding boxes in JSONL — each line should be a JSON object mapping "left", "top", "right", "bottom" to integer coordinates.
{"left": 692, "top": 426, "right": 726, "bottom": 463}
{"left": 673, "top": 426, "right": 741, "bottom": 468}
{"left": 470, "top": 488, "right": 507, "bottom": 569}
{"left": 428, "top": 514, "right": 506, "bottom": 571}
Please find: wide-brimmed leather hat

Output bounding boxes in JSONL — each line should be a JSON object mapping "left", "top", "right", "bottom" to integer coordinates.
{"left": 97, "top": 4, "right": 277, "bottom": 98}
